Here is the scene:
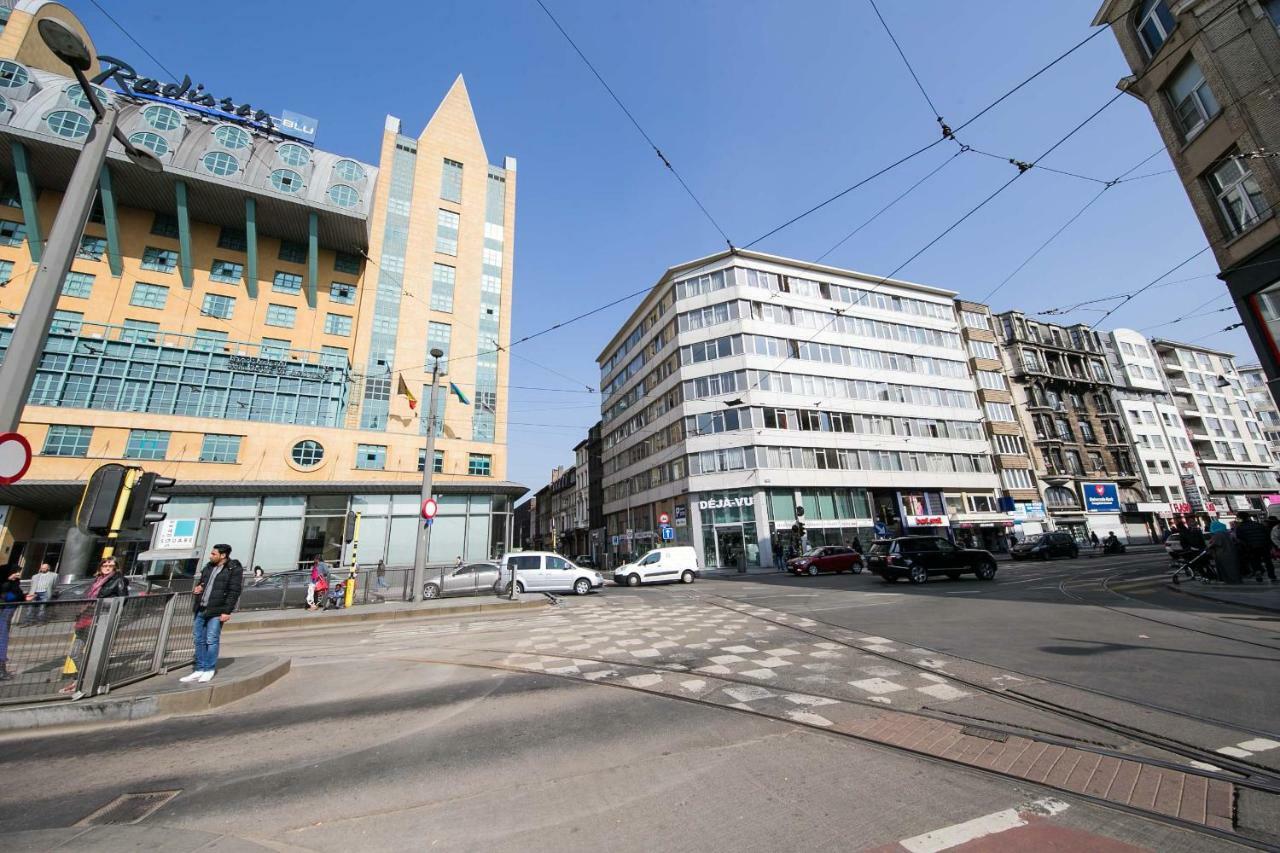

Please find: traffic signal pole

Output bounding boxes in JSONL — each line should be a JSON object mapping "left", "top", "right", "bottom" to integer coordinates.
{"left": 411, "top": 350, "right": 445, "bottom": 603}
{"left": 100, "top": 468, "right": 140, "bottom": 560}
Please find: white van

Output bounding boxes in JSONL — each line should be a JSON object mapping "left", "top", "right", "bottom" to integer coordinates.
{"left": 613, "top": 546, "right": 700, "bottom": 586}
{"left": 501, "top": 551, "right": 604, "bottom": 595}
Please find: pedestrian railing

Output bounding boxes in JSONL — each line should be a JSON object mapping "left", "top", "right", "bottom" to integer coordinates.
{"left": 0, "top": 593, "right": 195, "bottom": 706}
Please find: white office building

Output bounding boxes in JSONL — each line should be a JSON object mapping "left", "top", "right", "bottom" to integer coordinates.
{"left": 597, "top": 250, "right": 999, "bottom": 570}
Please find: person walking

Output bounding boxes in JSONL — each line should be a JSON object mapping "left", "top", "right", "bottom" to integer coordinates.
{"left": 1208, "top": 520, "right": 1243, "bottom": 584}
{"left": 182, "top": 544, "right": 242, "bottom": 684}
{"left": 1180, "top": 521, "right": 1207, "bottom": 555}
{"left": 1269, "top": 517, "right": 1280, "bottom": 573}
{"left": 1234, "top": 512, "right": 1275, "bottom": 583}
{"left": 306, "top": 555, "right": 329, "bottom": 611}
{"left": 0, "top": 566, "right": 24, "bottom": 681}
{"left": 1089, "top": 531, "right": 1101, "bottom": 552}
{"left": 26, "top": 562, "right": 56, "bottom": 623}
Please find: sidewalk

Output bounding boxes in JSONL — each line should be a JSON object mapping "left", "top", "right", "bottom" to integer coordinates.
{"left": 1167, "top": 578, "right": 1280, "bottom": 613}
{"left": 225, "top": 594, "right": 545, "bottom": 632}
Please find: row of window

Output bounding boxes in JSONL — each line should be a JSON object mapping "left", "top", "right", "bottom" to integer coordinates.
{"left": 680, "top": 333, "right": 970, "bottom": 379}
{"left": 681, "top": 368, "right": 979, "bottom": 411}
{"left": 685, "top": 406, "right": 985, "bottom": 442}
{"left": 354, "top": 443, "right": 491, "bottom": 476}
{"left": 687, "top": 445, "right": 995, "bottom": 476}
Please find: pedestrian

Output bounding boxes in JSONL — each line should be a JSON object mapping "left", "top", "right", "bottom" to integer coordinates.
{"left": 26, "top": 562, "right": 56, "bottom": 622}
{"left": 306, "top": 554, "right": 329, "bottom": 611}
{"left": 1207, "top": 521, "right": 1243, "bottom": 584}
{"left": 250, "top": 566, "right": 266, "bottom": 586}
{"left": 1233, "top": 512, "right": 1276, "bottom": 583}
{"left": 0, "top": 565, "right": 24, "bottom": 681}
{"left": 182, "top": 544, "right": 242, "bottom": 684}
{"left": 848, "top": 537, "right": 862, "bottom": 555}
{"left": 374, "top": 559, "right": 388, "bottom": 593}
{"left": 1089, "top": 531, "right": 1100, "bottom": 551}
{"left": 60, "top": 557, "right": 129, "bottom": 693}
{"left": 1180, "top": 521, "right": 1207, "bottom": 554}
{"left": 1269, "top": 517, "right": 1280, "bottom": 564}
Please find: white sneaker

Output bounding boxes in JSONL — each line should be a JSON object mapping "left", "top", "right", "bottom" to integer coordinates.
{"left": 196, "top": 670, "right": 215, "bottom": 683}
{"left": 179, "top": 671, "right": 205, "bottom": 683}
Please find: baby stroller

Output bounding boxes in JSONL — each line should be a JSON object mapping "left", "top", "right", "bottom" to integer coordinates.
{"left": 1170, "top": 549, "right": 1216, "bottom": 585}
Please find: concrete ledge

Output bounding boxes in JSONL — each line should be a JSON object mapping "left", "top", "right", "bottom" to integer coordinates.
{"left": 1166, "top": 582, "right": 1280, "bottom": 614}
{"left": 224, "top": 598, "right": 545, "bottom": 633}
{"left": 0, "top": 656, "right": 289, "bottom": 732}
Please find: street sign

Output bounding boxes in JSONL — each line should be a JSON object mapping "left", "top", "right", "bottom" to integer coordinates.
{"left": 0, "top": 432, "right": 32, "bottom": 485}
{"left": 421, "top": 497, "right": 438, "bottom": 519}
{"left": 658, "top": 512, "right": 670, "bottom": 525}
{"left": 661, "top": 526, "right": 675, "bottom": 541}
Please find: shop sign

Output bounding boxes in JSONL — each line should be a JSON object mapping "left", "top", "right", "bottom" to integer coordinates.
{"left": 1262, "top": 495, "right": 1280, "bottom": 507}
{"left": 697, "top": 496, "right": 754, "bottom": 511}
{"left": 1180, "top": 475, "right": 1206, "bottom": 512}
{"left": 905, "top": 514, "right": 950, "bottom": 527}
{"left": 1012, "top": 501, "right": 1046, "bottom": 521}
{"left": 154, "top": 518, "right": 198, "bottom": 550}
{"left": 1081, "top": 482, "right": 1120, "bottom": 513}
{"left": 674, "top": 504, "right": 687, "bottom": 527}
{"left": 228, "top": 355, "right": 332, "bottom": 380}
{"left": 1169, "top": 502, "right": 1191, "bottom": 514}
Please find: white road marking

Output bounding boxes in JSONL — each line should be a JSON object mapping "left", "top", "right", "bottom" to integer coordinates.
{"left": 899, "top": 798, "right": 1070, "bottom": 853}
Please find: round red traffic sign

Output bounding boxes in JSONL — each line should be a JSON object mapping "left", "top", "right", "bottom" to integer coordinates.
{"left": 421, "top": 497, "right": 438, "bottom": 520}
{"left": 0, "top": 432, "right": 32, "bottom": 485}
{"left": 658, "top": 512, "right": 670, "bottom": 525}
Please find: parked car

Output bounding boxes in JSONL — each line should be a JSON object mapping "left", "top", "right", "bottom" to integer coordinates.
{"left": 237, "top": 570, "right": 313, "bottom": 610}
{"left": 502, "top": 552, "right": 603, "bottom": 595}
{"left": 1009, "top": 532, "right": 1079, "bottom": 561}
{"left": 55, "top": 576, "right": 154, "bottom": 599}
{"left": 1164, "top": 532, "right": 1184, "bottom": 560}
{"left": 787, "top": 546, "right": 863, "bottom": 576}
{"left": 574, "top": 555, "right": 598, "bottom": 569}
{"left": 613, "top": 546, "right": 699, "bottom": 586}
{"left": 423, "top": 562, "right": 502, "bottom": 599}
{"left": 865, "top": 537, "right": 998, "bottom": 584}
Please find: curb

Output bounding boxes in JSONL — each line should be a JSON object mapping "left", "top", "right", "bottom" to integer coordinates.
{"left": 1165, "top": 583, "right": 1280, "bottom": 615}
{"left": 224, "top": 598, "right": 545, "bottom": 632}
{"left": 0, "top": 656, "right": 290, "bottom": 732}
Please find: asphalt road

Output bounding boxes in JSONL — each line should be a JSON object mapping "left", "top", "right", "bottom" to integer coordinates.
{"left": 1, "top": 550, "right": 1274, "bottom": 852}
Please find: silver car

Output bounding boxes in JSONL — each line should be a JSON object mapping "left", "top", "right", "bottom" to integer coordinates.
{"left": 423, "top": 562, "right": 502, "bottom": 599}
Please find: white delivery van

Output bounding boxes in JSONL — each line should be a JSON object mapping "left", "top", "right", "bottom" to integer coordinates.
{"left": 613, "top": 546, "right": 700, "bottom": 586}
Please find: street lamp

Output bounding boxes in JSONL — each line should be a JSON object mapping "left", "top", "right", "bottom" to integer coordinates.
{"left": 411, "top": 349, "right": 446, "bottom": 602}
{"left": 0, "top": 20, "right": 162, "bottom": 433}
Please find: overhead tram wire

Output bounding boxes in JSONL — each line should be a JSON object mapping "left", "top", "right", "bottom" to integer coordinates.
{"left": 86, "top": 0, "right": 180, "bottom": 81}
{"left": 532, "top": 0, "right": 734, "bottom": 250}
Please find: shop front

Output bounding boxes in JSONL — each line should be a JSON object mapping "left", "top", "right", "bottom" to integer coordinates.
{"left": 693, "top": 490, "right": 761, "bottom": 571}
{"left": 766, "top": 488, "right": 876, "bottom": 558}
{"left": 1081, "top": 481, "right": 1125, "bottom": 541}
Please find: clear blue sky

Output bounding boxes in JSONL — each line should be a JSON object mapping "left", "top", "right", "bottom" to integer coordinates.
{"left": 71, "top": 1, "right": 1250, "bottom": 493}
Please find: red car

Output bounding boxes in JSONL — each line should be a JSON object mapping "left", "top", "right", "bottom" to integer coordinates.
{"left": 787, "top": 546, "right": 864, "bottom": 576}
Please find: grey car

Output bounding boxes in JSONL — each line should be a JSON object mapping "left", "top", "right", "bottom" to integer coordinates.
{"left": 237, "top": 570, "right": 313, "bottom": 610}
{"left": 423, "top": 562, "right": 502, "bottom": 599}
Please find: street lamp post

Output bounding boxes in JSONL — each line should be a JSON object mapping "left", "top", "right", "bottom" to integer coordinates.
{"left": 411, "top": 349, "right": 446, "bottom": 602}
{"left": 0, "top": 19, "right": 160, "bottom": 434}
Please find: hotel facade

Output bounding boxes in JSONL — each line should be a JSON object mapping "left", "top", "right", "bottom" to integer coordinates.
{"left": 0, "top": 1, "right": 521, "bottom": 575}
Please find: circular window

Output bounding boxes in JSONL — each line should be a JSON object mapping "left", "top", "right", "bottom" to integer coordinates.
{"left": 334, "top": 159, "right": 365, "bottom": 182}
{"left": 142, "top": 105, "right": 182, "bottom": 131}
{"left": 202, "top": 150, "right": 240, "bottom": 177}
{"left": 128, "top": 131, "right": 169, "bottom": 156}
{"left": 213, "top": 124, "right": 251, "bottom": 150}
{"left": 0, "top": 61, "right": 29, "bottom": 89}
{"left": 270, "top": 168, "right": 303, "bottom": 194}
{"left": 277, "top": 143, "right": 310, "bottom": 167}
{"left": 65, "top": 83, "right": 108, "bottom": 110}
{"left": 327, "top": 184, "right": 359, "bottom": 208}
{"left": 291, "top": 439, "right": 324, "bottom": 468}
{"left": 46, "top": 110, "right": 91, "bottom": 139}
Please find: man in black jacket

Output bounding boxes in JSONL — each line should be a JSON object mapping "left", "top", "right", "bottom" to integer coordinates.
{"left": 181, "top": 543, "right": 243, "bottom": 683}
{"left": 1234, "top": 512, "right": 1275, "bottom": 583}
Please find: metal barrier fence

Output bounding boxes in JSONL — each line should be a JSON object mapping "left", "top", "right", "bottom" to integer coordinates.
{"left": 0, "top": 593, "right": 195, "bottom": 706}
{"left": 234, "top": 565, "right": 508, "bottom": 611}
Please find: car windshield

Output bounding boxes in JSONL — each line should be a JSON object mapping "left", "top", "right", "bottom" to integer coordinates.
{"left": 1024, "top": 534, "right": 1047, "bottom": 545}
{"left": 803, "top": 548, "right": 827, "bottom": 556}
{"left": 868, "top": 541, "right": 892, "bottom": 555}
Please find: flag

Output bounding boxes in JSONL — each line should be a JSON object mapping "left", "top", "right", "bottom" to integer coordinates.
{"left": 397, "top": 375, "right": 418, "bottom": 411}
{"left": 449, "top": 382, "right": 470, "bottom": 405}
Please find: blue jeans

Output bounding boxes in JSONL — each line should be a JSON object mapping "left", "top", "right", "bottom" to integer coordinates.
{"left": 193, "top": 611, "right": 224, "bottom": 672}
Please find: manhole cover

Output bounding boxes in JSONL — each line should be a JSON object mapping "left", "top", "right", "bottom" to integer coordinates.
{"left": 961, "top": 725, "right": 1009, "bottom": 743}
{"left": 76, "top": 790, "right": 180, "bottom": 826}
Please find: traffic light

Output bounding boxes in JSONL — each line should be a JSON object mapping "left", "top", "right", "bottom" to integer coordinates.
{"left": 344, "top": 511, "right": 358, "bottom": 541}
{"left": 122, "top": 472, "right": 176, "bottom": 529}
{"left": 76, "top": 464, "right": 128, "bottom": 534}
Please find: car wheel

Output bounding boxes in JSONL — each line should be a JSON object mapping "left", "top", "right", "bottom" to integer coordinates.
{"left": 574, "top": 578, "right": 592, "bottom": 596}
{"left": 1038, "top": 551, "right": 1049, "bottom": 561}
{"left": 908, "top": 564, "right": 928, "bottom": 585}
{"left": 680, "top": 570, "right": 695, "bottom": 584}
{"left": 423, "top": 583, "right": 440, "bottom": 600}
{"left": 1069, "top": 549, "right": 1079, "bottom": 559}
{"left": 977, "top": 562, "right": 997, "bottom": 581}
{"left": 627, "top": 573, "right": 641, "bottom": 587}
{"left": 515, "top": 581, "right": 525, "bottom": 594}
{"left": 807, "top": 565, "right": 819, "bottom": 576}
{"left": 945, "top": 571, "right": 961, "bottom": 581}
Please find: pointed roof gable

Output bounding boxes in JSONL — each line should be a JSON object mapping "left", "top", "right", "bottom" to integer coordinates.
{"left": 420, "top": 74, "right": 488, "bottom": 162}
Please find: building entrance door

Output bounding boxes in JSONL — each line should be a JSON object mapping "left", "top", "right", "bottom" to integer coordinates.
{"left": 715, "top": 526, "right": 746, "bottom": 571}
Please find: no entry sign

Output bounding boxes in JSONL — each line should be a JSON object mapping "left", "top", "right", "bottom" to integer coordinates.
{"left": 0, "top": 432, "right": 32, "bottom": 485}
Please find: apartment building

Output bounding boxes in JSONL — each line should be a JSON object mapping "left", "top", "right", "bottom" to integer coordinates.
{"left": 996, "top": 312, "right": 1136, "bottom": 541}
{"left": 1239, "top": 362, "right": 1280, "bottom": 459}
{"left": 598, "top": 250, "right": 999, "bottom": 570}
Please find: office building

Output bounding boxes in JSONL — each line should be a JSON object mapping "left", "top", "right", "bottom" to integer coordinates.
{"left": 0, "top": 1, "right": 521, "bottom": 574}
{"left": 598, "top": 250, "right": 999, "bottom": 570}
{"left": 1239, "top": 362, "right": 1280, "bottom": 458}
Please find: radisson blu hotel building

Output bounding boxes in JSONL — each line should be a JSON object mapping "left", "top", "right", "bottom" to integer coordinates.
{"left": 0, "top": 1, "right": 523, "bottom": 575}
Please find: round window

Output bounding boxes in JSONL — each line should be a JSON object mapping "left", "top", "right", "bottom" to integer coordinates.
{"left": 46, "top": 110, "right": 91, "bottom": 139}
{"left": 65, "top": 83, "right": 109, "bottom": 110}
{"left": 142, "top": 105, "right": 182, "bottom": 131}
{"left": 202, "top": 151, "right": 240, "bottom": 177}
{"left": 213, "top": 124, "right": 251, "bottom": 150}
{"left": 327, "top": 184, "right": 359, "bottom": 208}
{"left": 0, "top": 61, "right": 29, "bottom": 89}
{"left": 277, "top": 143, "right": 310, "bottom": 167}
{"left": 334, "top": 159, "right": 365, "bottom": 182}
{"left": 128, "top": 131, "right": 169, "bottom": 157}
{"left": 270, "top": 168, "right": 303, "bottom": 194}
{"left": 291, "top": 439, "right": 324, "bottom": 468}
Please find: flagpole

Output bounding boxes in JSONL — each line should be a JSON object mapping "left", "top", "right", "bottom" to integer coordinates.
{"left": 411, "top": 349, "right": 445, "bottom": 603}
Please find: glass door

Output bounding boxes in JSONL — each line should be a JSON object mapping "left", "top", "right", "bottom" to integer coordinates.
{"left": 715, "top": 526, "right": 746, "bottom": 570}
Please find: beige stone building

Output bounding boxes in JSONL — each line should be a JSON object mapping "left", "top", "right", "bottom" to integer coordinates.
{"left": 0, "top": 1, "right": 521, "bottom": 575}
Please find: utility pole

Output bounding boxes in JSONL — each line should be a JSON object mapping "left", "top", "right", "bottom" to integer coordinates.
{"left": 411, "top": 349, "right": 445, "bottom": 602}
{"left": 0, "top": 20, "right": 160, "bottom": 433}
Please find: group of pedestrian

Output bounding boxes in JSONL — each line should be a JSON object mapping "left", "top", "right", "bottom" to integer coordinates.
{"left": 1172, "top": 513, "right": 1279, "bottom": 584}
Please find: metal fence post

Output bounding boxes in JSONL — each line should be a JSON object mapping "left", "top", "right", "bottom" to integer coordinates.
{"left": 77, "top": 597, "right": 124, "bottom": 698}
{"left": 150, "top": 593, "right": 180, "bottom": 674}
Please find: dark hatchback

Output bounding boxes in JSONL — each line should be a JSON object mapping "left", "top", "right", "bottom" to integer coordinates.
{"left": 1009, "top": 532, "right": 1079, "bottom": 561}
{"left": 865, "top": 537, "right": 998, "bottom": 584}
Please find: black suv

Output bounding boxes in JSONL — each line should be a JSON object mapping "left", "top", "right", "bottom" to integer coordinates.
{"left": 865, "top": 537, "right": 998, "bottom": 584}
{"left": 1009, "top": 532, "right": 1079, "bottom": 561}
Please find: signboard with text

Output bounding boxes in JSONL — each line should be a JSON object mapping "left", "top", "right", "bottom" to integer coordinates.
{"left": 905, "top": 514, "right": 950, "bottom": 528}
{"left": 1081, "top": 482, "right": 1120, "bottom": 513}
{"left": 153, "top": 518, "right": 199, "bottom": 550}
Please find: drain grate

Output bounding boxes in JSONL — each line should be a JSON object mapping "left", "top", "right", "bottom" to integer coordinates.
{"left": 961, "top": 725, "right": 1009, "bottom": 743}
{"left": 76, "top": 790, "right": 180, "bottom": 826}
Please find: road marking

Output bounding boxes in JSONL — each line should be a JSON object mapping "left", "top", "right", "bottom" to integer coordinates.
{"left": 898, "top": 798, "right": 1070, "bottom": 853}
{"left": 1217, "top": 737, "right": 1280, "bottom": 758}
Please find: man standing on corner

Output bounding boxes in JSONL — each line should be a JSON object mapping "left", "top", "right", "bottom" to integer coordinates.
{"left": 182, "top": 544, "right": 243, "bottom": 683}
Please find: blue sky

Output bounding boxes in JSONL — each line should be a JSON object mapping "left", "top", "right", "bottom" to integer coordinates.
{"left": 71, "top": 1, "right": 1250, "bottom": 492}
